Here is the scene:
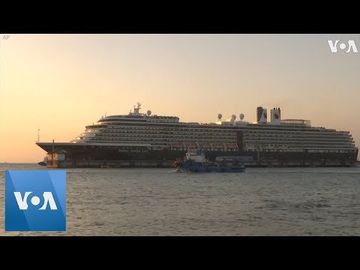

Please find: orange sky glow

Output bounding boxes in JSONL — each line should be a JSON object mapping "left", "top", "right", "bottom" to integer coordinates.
{"left": 1, "top": 34, "right": 359, "bottom": 162}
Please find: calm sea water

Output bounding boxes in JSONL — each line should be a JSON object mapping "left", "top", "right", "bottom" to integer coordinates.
{"left": 0, "top": 163, "right": 360, "bottom": 236}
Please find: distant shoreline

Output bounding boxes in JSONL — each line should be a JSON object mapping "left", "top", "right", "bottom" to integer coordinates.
{"left": 0, "top": 163, "right": 38, "bottom": 165}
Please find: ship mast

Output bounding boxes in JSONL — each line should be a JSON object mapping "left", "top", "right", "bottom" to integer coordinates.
{"left": 132, "top": 102, "right": 142, "bottom": 115}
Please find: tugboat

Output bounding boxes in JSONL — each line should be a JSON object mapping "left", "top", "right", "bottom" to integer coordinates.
{"left": 175, "top": 150, "right": 246, "bottom": 173}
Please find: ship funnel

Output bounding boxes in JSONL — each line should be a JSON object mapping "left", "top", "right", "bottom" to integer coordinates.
{"left": 240, "top": 113, "right": 244, "bottom": 120}
{"left": 231, "top": 114, "right": 236, "bottom": 122}
{"left": 257, "top": 107, "right": 267, "bottom": 124}
{"left": 270, "top": 107, "right": 281, "bottom": 125}
{"left": 217, "top": 113, "right": 222, "bottom": 120}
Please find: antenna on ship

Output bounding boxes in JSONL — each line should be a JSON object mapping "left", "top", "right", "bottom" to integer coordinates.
{"left": 37, "top": 128, "right": 40, "bottom": 142}
{"left": 133, "top": 102, "right": 142, "bottom": 115}
{"left": 51, "top": 139, "right": 55, "bottom": 167}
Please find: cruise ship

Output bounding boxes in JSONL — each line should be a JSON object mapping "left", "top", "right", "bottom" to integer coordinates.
{"left": 36, "top": 103, "right": 358, "bottom": 168}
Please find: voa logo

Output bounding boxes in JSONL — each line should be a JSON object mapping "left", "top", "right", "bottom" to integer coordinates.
{"left": 328, "top": 40, "right": 358, "bottom": 53}
{"left": 5, "top": 170, "right": 66, "bottom": 231}
{"left": 14, "top": 191, "right": 58, "bottom": 210}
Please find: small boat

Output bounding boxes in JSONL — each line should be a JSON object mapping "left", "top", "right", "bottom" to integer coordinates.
{"left": 175, "top": 150, "right": 245, "bottom": 173}
{"left": 38, "top": 157, "right": 47, "bottom": 166}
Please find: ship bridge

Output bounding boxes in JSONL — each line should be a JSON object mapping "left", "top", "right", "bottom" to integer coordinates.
{"left": 97, "top": 103, "right": 179, "bottom": 124}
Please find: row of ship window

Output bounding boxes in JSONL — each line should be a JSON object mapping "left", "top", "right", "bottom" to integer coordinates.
{"left": 246, "top": 145, "right": 354, "bottom": 150}
{"left": 103, "top": 125, "right": 349, "bottom": 133}
{"left": 103, "top": 130, "right": 237, "bottom": 136}
{"left": 94, "top": 134, "right": 235, "bottom": 140}
{"left": 90, "top": 129, "right": 350, "bottom": 140}
{"left": 101, "top": 132, "right": 235, "bottom": 137}
{"left": 86, "top": 138, "right": 353, "bottom": 146}
{"left": 245, "top": 149, "right": 353, "bottom": 153}
{"left": 90, "top": 135, "right": 353, "bottom": 145}
{"left": 88, "top": 132, "right": 352, "bottom": 140}
{"left": 91, "top": 139, "right": 236, "bottom": 143}
{"left": 89, "top": 134, "right": 353, "bottom": 144}
{"left": 244, "top": 138, "right": 354, "bottom": 143}
{"left": 251, "top": 134, "right": 350, "bottom": 138}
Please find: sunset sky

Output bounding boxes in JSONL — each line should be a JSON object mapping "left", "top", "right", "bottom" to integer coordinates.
{"left": 1, "top": 34, "right": 359, "bottom": 162}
